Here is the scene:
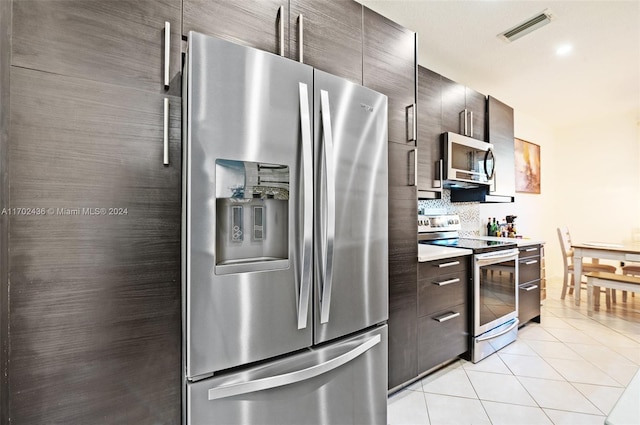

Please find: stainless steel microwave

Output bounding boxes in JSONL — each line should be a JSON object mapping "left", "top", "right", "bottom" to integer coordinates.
{"left": 443, "top": 132, "right": 495, "bottom": 188}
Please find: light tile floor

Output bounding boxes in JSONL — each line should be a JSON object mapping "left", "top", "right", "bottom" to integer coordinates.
{"left": 388, "top": 278, "right": 640, "bottom": 424}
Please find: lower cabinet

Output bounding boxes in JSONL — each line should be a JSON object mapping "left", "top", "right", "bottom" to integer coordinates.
{"left": 417, "top": 256, "right": 470, "bottom": 374}
{"left": 518, "top": 245, "right": 542, "bottom": 325}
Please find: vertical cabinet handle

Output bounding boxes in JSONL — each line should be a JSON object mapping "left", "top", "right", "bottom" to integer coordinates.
{"left": 163, "top": 98, "right": 169, "bottom": 166}
{"left": 278, "top": 6, "right": 284, "bottom": 56}
{"left": 409, "top": 149, "right": 417, "bottom": 186}
{"left": 459, "top": 109, "right": 467, "bottom": 136}
{"left": 164, "top": 21, "right": 170, "bottom": 88}
{"left": 298, "top": 14, "right": 304, "bottom": 63}
{"left": 433, "top": 159, "right": 443, "bottom": 188}
{"left": 406, "top": 104, "right": 416, "bottom": 143}
{"left": 469, "top": 110, "right": 473, "bottom": 138}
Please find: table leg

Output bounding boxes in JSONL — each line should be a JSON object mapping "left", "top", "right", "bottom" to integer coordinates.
{"left": 574, "top": 249, "right": 583, "bottom": 306}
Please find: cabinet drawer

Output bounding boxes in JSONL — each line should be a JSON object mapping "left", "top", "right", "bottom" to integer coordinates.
{"left": 519, "top": 245, "right": 540, "bottom": 259}
{"left": 519, "top": 282, "right": 541, "bottom": 324}
{"left": 417, "top": 303, "right": 468, "bottom": 373}
{"left": 519, "top": 256, "right": 541, "bottom": 285}
{"left": 419, "top": 256, "right": 468, "bottom": 276}
{"left": 417, "top": 270, "right": 468, "bottom": 317}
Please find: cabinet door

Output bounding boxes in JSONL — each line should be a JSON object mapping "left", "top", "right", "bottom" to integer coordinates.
{"left": 417, "top": 66, "right": 443, "bottom": 198}
{"left": 363, "top": 7, "right": 416, "bottom": 146}
{"left": 289, "top": 0, "right": 362, "bottom": 84}
{"left": 440, "top": 76, "right": 466, "bottom": 136}
{"left": 388, "top": 184, "right": 418, "bottom": 389}
{"left": 184, "top": 0, "right": 287, "bottom": 58}
{"left": 466, "top": 87, "right": 486, "bottom": 141}
{"left": 12, "top": 0, "right": 182, "bottom": 95}
{"left": 487, "top": 96, "right": 516, "bottom": 199}
{"left": 9, "top": 67, "right": 181, "bottom": 424}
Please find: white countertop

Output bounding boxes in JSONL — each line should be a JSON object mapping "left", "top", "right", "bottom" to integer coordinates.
{"left": 472, "top": 236, "right": 545, "bottom": 247}
{"left": 418, "top": 244, "right": 472, "bottom": 262}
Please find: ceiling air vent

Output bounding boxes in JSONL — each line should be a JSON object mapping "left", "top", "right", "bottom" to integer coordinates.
{"left": 498, "top": 9, "right": 555, "bottom": 42}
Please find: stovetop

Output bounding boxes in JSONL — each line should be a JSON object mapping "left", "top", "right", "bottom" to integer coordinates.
{"left": 422, "top": 237, "right": 517, "bottom": 254}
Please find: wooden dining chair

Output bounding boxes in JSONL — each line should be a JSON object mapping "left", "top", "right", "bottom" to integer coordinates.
{"left": 557, "top": 227, "right": 618, "bottom": 301}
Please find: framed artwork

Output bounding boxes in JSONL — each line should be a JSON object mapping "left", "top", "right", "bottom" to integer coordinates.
{"left": 514, "top": 138, "right": 541, "bottom": 194}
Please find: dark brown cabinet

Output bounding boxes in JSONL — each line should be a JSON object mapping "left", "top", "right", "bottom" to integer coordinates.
{"left": 441, "top": 77, "right": 486, "bottom": 142}
{"left": 487, "top": 96, "right": 516, "bottom": 202}
{"left": 12, "top": 0, "right": 182, "bottom": 95}
{"left": 7, "top": 1, "right": 183, "bottom": 422}
{"left": 8, "top": 67, "right": 182, "bottom": 424}
{"left": 518, "top": 245, "right": 542, "bottom": 325}
{"left": 289, "top": 0, "right": 362, "bottom": 84}
{"left": 363, "top": 6, "right": 417, "bottom": 390}
{"left": 416, "top": 66, "right": 442, "bottom": 199}
{"left": 417, "top": 256, "right": 470, "bottom": 373}
{"left": 184, "top": 0, "right": 287, "bottom": 57}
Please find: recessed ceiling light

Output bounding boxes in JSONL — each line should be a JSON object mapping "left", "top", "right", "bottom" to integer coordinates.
{"left": 556, "top": 44, "right": 573, "bottom": 56}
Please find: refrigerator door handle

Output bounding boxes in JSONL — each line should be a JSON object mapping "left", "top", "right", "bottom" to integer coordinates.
{"left": 297, "top": 82, "right": 313, "bottom": 330}
{"left": 319, "top": 90, "right": 335, "bottom": 324}
{"left": 207, "top": 334, "right": 381, "bottom": 400}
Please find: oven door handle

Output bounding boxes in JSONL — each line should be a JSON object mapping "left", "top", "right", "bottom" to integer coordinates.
{"left": 475, "top": 250, "right": 518, "bottom": 266}
{"left": 476, "top": 319, "right": 519, "bottom": 342}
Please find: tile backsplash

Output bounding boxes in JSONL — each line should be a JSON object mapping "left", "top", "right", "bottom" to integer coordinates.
{"left": 418, "top": 190, "right": 481, "bottom": 237}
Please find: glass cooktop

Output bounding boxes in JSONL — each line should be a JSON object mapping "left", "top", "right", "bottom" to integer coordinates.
{"left": 422, "top": 238, "right": 517, "bottom": 254}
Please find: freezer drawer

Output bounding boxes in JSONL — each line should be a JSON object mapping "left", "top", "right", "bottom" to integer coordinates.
{"left": 186, "top": 325, "right": 387, "bottom": 425}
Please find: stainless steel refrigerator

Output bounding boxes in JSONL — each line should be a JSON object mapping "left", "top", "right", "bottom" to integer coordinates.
{"left": 182, "top": 32, "right": 389, "bottom": 424}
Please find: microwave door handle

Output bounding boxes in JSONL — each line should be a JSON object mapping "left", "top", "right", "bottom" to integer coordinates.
{"left": 319, "top": 90, "right": 335, "bottom": 324}
{"left": 297, "top": 82, "right": 313, "bottom": 330}
{"left": 484, "top": 148, "right": 495, "bottom": 180}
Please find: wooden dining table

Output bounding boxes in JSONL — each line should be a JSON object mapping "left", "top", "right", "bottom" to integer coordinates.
{"left": 572, "top": 241, "right": 640, "bottom": 306}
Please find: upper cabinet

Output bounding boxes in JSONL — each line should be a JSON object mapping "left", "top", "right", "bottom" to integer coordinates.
{"left": 183, "top": 0, "right": 288, "bottom": 57}
{"left": 416, "top": 66, "right": 442, "bottom": 199}
{"left": 486, "top": 95, "right": 516, "bottom": 201}
{"left": 12, "top": 0, "right": 182, "bottom": 95}
{"left": 441, "top": 77, "right": 486, "bottom": 141}
{"left": 184, "top": 0, "right": 363, "bottom": 84}
{"left": 289, "top": 0, "right": 362, "bottom": 84}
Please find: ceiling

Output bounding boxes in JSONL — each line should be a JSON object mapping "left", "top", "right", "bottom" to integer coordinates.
{"left": 358, "top": 0, "right": 640, "bottom": 130}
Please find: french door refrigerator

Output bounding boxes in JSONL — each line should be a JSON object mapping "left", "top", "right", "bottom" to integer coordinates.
{"left": 182, "top": 32, "right": 389, "bottom": 424}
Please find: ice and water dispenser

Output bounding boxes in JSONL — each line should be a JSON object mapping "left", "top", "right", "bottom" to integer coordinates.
{"left": 215, "top": 159, "right": 289, "bottom": 274}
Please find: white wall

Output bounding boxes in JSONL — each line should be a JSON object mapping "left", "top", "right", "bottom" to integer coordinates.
{"left": 480, "top": 109, "right": 640, "bottom": 281}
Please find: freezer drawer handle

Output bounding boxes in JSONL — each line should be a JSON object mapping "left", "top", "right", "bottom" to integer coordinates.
{"left": 207, "top": 334, "right": 381, "bottom": 401}
{"left": 433, "top": 277, "right": 460, "bottom": 286}
{"left": 297, "top": 82, "right": 313, "bottom": 329}
{"left": 319, "top": 90, "right": 336, "bottom": 324}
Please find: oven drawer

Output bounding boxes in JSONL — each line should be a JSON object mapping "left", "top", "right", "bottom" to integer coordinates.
{"left": 417, "top": 269, "right": 468, "bottom": 317}
{"left": 417, "top": 303, "right": 468, "bottom": 373}
{"left": 519, "top": 256, "right": 541, "bottom": 285}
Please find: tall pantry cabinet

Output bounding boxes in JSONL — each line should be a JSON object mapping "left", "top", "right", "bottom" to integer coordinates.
{"left": 363, "top": 8, "right": 417, "bottom": 390}
{"left": 4, "top": 0, "right": 182, "bottom": 423}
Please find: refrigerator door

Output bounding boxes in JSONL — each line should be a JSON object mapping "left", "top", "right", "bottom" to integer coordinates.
{"left": 187, "top": 325, "right": 388, "bottom": 425}
{"left": 184, "top": 32, "right": 314, "bottom": 378}
{"left": 313, "top": 70, "right": 389, "bottom": 344}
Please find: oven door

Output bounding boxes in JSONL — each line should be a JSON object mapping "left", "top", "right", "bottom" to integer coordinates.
{"left": 474, "top": 249, "right": 519, "bottom": 336}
